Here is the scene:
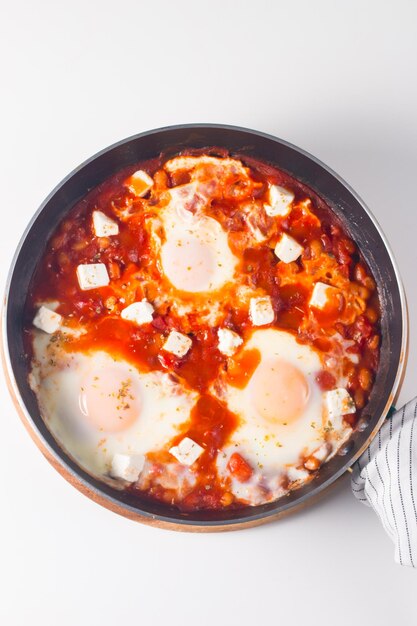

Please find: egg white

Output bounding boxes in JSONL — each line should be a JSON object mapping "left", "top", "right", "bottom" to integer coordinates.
{"left": 213, "top": 328, "right": 352, "bottom": 504}
{"left": 29, "top": 333, "right": 197, "bottom": 479}
{"left": 157, "top": 188, "right": 238, "bottom": 293}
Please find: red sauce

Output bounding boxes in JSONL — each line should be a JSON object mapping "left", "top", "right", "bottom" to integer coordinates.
{"left": 225, "top": 349, "right": 262, "bottom": 389}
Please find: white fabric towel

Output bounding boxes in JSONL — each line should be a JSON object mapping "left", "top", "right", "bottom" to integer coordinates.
{"left": 351, "top": 397, "right": 417, "bottom": 567}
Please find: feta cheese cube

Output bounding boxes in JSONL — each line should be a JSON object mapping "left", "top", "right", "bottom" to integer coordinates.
{"left": 169, "top": 437, "right": 204, "bottom": 466}
{"left": 92, "top": 210, "right": 119, "bottom": 237}
{"left": 76, "top": 263, "right": 110, "bottom": 291}
{"left": 163, "top": 330, "right": 192, "bottom": 357}
{"left": 264, "top": 184, "right": 294, "bottom": 217}
{"left": 274, "top": 233, "right": 303, "bottom": 263}
{"left": 121, "top": 299, "right": 154, "bottom": 325}
{"left": 110, "top": 453, "right": 145, "bottom": 482}
{"left": 249, "top": 296, "right": 274, "bottom": 326}
{"left": 126, "top": 169, "right": 154, "bottom": 197}
{"left": 309, "top": 282, "right": 337, "bottom": 309}
{"left": 325, "top": 388, "right": 356, "bottom": 420}
{"left": 33, "top": 305, "right": 62, "bottom": 334}
{"left": 217, "top": 328, "right": 243, "bottom": 356}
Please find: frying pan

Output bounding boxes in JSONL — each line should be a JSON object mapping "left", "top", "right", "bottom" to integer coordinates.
{"left": 2, "top": 124, "right": 407, "bottom": 530}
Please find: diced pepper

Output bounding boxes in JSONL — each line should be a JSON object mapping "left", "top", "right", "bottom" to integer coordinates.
{"left": 227, "top": 453, "right": 253, "bottom": 483}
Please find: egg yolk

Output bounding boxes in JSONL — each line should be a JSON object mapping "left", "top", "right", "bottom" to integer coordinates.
{"left": 250, "top": 358, "right": 309, "bottom": 424}
{"left": 79, "top": 367, "right": 141, "bottom": 432}
{"left": 161, "top": 235, "right": 216, "bottom": 292}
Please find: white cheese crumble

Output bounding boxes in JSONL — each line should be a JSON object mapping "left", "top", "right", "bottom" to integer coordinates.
{"left": 76, "top": 263, "right": 110, "bottom": 291}
{"left": 264, "top": 184, "right": 294, "bottom": 217}
{"left": 92, "top": 210, "right": 119, "bottom": 237}
{"left": 127, "top": 169, "right": 154, "bottom": 197}
{"left": 169, "top": 437, "right": 204, "bottom": 466}
{"left": 249, "top": 296, "right": 274, "bottom": 326}
{"left": 163, "top": 330, "right": 192, "bottom": 357}
{"left": 325, "top": 388, "right": 356, "bottom": 420}
{"left": 309, "top": 282, "right": 337, "bottom": 309}
{"left": 110, "top": 453, "right": 145, "bottom": 482}
{"left": 121, "top": 300, "right": 154, "bottom": 325}
{"left": 217, "top": 328, "right": 243, "bottom": 356}
{"left": 274, "top": 233, "right": 303, "bottom": 263}
{"left": 33, "top": 305, "right": 62, "bottom": 334}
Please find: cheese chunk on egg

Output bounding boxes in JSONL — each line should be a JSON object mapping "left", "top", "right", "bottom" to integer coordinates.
{"left": 33, "top": 305, "right": 62, "bottom": 334}
{"left": 169, "top": 437, "right": 204, "bottom": 466}
{"left": 111, "top": 453, "right": 145, "bottom": 482}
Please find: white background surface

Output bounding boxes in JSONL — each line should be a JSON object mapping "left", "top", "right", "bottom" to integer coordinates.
{"left": 1, "top": 1, "right": 417, "bottom": 624}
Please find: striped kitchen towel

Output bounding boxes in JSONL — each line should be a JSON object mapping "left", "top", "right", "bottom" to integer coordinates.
{"left": 351, "top": 397, "right": 417, "bottom": 567}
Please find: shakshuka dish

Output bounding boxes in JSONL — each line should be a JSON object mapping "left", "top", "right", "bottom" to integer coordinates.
{"left": 24, "top": 150, "right": 380, "bottom": 511}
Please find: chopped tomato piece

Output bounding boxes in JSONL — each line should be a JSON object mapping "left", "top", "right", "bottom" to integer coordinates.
{"left": 151, "top": 315, "right": 167, "bottom": 331}
{"left": 227, "top": 453, "right": 253, "bottom": 483}
{"left": 315, "top": 370, "right": 336, "bottom": 391}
